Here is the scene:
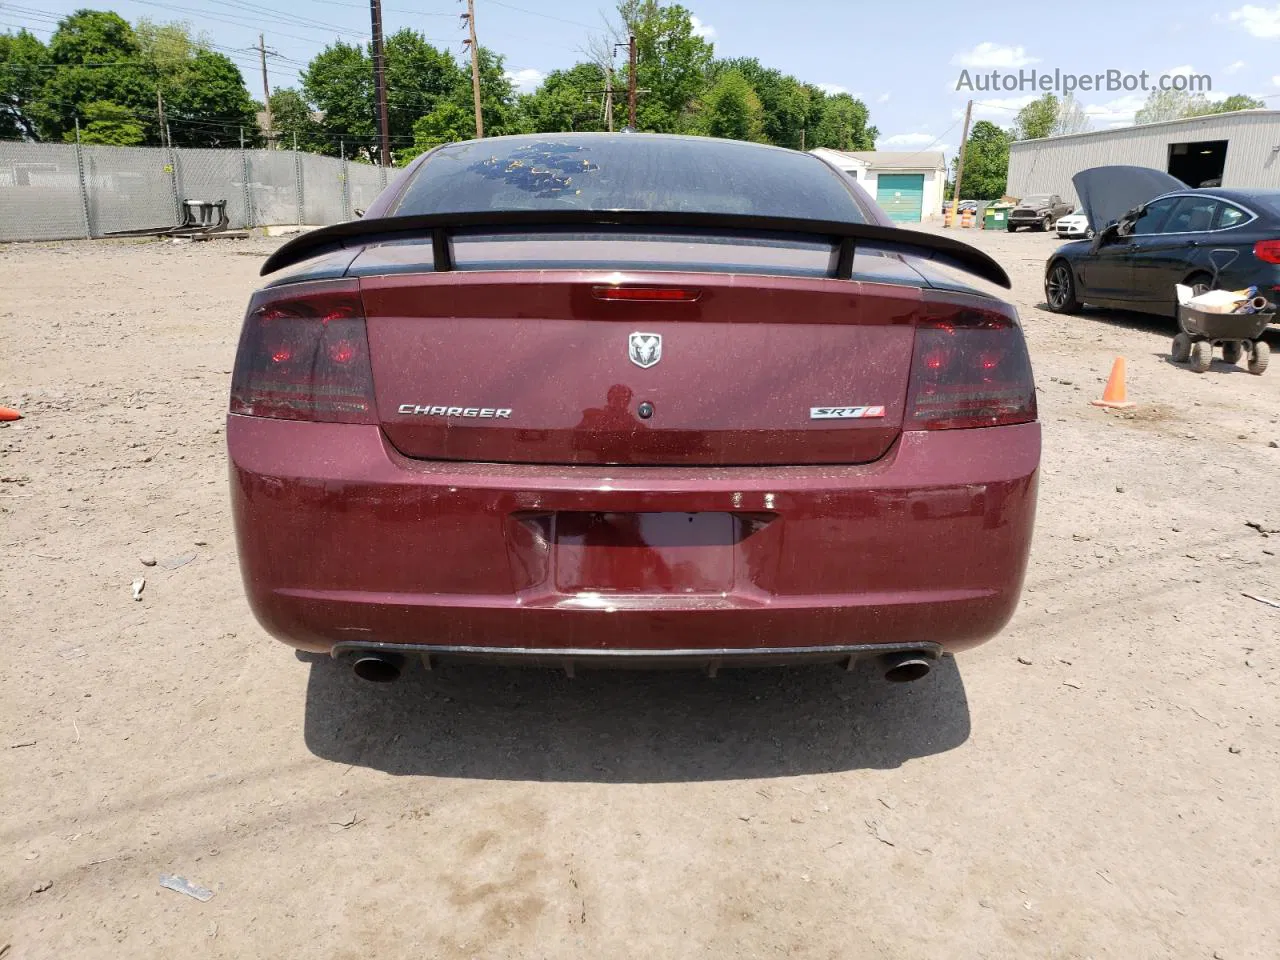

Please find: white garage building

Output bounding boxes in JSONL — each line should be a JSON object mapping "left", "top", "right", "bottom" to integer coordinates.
{"left": 810, "top": 149, "right": 947, "bottom": 223}
{"left": 1007, "top": 109, "right": 1280, "bottom": 208}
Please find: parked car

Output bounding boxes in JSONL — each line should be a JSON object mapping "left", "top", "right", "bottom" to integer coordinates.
{"left": 1054, "top": 210, "right": 1092, "bottom": 239}
{"left": 229, "top": 133, "right": 1039, "bottom": 683}
{"left": 1044, "top": 165, "right": 1280, "bottom": 319}
{"left": 1008, "top": 193, "right": 1074, "bottom": 232}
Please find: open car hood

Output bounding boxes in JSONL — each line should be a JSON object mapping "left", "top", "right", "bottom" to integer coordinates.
{"left": 1072, "top": 165, "right": 1186, "bottom": 232}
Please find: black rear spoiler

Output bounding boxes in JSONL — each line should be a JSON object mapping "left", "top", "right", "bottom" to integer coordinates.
{"left": 259, "top": 210, "right": 1010, "bottom": 288}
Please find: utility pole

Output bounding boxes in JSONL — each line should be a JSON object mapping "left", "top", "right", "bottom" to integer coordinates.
{"left": 257, "top": 34, "right": 273, "bottom": 148}
{"left": 156, "top": 89, "right": 168, "bottom": 148}
{"left": 627, "top": 34, "right": 637, "bottom": 128}
{"left": 461, "top": 0, "right": 484, "bottom": 138}
{"left": 948, "top": 98, "right": 973, "bottom": 227}
{"left": 369, "top": 0, "right": 391, "bottom": 164}
{"left": 605, "top": 65, "right": 614, "bottom": 132}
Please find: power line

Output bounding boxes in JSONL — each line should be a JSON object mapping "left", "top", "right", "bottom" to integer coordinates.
{"left": 485, "top": 0, "right": 598, "bottom": 30}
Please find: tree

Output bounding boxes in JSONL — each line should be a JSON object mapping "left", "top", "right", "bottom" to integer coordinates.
{"left": 712, "top": 58, "right": 810, "bottom": 149}
{"left": 268, "top": 87, "right": 325, "bottom": 152}
{"left": 957, "top": 120, "right": 1010, "bottom": 200}
{"left": 617, "top": 1, "right": 714, "bottom": 132}
{"left": 301, "top": 40, "right": 375, "bottom": 157}
{"left": 1013, "top": 94, "right": 1058, "bottom": 140}
{"left": 68, "top": 99, "right": 146, "bottom": 145}
{"left": 409, "top": 102, "right": 474, "bottom": 155}
{"left": 696, "top": 69, "right": 764, "bottom": 141}
{"left": 384, "top": 30, "right": 465, "bottom": 145}
{"left": 33, "top": 10, "right": 152, "bottom": 142}
{"left": 811, "top": 93, "right": 877, "bottom": 151}
{"left": 1053, "top": 95, "right": 1090, "bottom": 135}
{"left": 1136, "top": 88, "right": 1265, "bottom": 124}
{"left": 0, "top": 29, "right": 49, "bottom": 140}
{"left": 518, "top": 63, "right": 608, "bottom": 133}
{"left": 1135, "top": 88, "right": 1211, "bottom": 124}
{"left": 1209, "top": 93, "right": 1264, "bottom": 113}
{"left": 165, "top": 50, "right": 259, "bottom": 147}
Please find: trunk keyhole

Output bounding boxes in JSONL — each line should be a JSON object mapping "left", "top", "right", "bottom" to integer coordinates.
{"left": 637, "top": 401, "right": 654, "bottom": 420}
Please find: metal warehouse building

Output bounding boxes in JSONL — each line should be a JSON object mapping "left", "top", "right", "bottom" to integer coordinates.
{"left": 1007, "top": 109, "right": 1280, "bottom": 207}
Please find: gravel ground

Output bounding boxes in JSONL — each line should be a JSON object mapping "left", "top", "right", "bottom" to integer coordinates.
{"left": 2, "top": 224, "right": 1278, "bottom": 959}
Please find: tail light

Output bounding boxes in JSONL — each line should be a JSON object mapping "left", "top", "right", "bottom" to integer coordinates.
{"left": 905, "top": 297, "right": 1036, "bottom": 430}
{"left": 1253, "top": 240, "right": 1280, "bottom": 264}
{"left": 229, "top": 280, "right": 376, "bottom": 423}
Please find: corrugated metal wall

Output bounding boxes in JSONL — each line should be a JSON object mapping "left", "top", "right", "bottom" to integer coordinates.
{"left": 1008, "top": 111, "right": 1280, "bottom": 206}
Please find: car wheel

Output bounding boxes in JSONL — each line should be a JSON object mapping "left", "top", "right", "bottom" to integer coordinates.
{"left": 1190, "top": 340, "right": 1214, "bottom": 373}
{"left": 1040, "top": 216, "right": 1050, "bottom": 232}
{"left": 1007, "top": 223, "right": 1017, "bottom": 233}
{"left": 1222, "top": 342, "right": 1245, "bottom": 365}
{"left": 1045, "top": 260, "right": 1081, "bottom": 313}
{"left": 1248, "top": 341, "right": 1270, "bottom": 375}
{"left": 1171, "top": 332, "right": 1192, "bottom": 363}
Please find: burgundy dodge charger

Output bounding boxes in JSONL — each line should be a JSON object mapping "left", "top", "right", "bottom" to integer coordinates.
{"left": 228, "top": 133, "right": 1039, "bottom": 683}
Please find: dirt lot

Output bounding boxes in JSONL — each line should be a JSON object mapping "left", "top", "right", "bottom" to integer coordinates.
{"left": 2, "top": 223, "right": 1279, "bottom": 959}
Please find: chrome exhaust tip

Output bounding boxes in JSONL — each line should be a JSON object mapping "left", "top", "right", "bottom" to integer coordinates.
{"left": 351, "top": 654, "right": 404, "bottom": 683}
{"left": 881, "top": 652, "right": 933, "bottom": 683}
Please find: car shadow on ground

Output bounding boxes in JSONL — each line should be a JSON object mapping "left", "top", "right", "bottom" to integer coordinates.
{"left": 300, "top": 654, "right": 970, "bottom": 782}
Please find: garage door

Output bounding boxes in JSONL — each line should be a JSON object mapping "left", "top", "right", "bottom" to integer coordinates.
{"left": 876, "top": 174, "right": 925, "bottom": 223}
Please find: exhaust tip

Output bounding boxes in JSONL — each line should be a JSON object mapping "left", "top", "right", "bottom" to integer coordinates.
{"left": 351, "top": 654, "right": 403, "bottom": 683}
{"left": 882, "top": 654, "right": 933, "bottom": 683}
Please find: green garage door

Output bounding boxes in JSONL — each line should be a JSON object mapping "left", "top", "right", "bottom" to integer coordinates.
{"left": 876, "top": 173, "right": 925, "bottom": 223}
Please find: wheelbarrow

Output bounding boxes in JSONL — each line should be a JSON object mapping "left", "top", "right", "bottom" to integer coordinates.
{"left": 1171, "top": 304, "right": 1272, "bottom": 375}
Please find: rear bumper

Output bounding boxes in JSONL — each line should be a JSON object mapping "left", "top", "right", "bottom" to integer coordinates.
{"left": 228, "top": 417, "right": 1040, "bottom": 657}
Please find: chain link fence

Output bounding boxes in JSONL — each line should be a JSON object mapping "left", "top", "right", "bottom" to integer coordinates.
{"left": 0, "top": 141, "right": 395, "bottom": 242}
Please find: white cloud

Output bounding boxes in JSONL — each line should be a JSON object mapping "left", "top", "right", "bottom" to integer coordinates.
{"left": 1081, "top": 94, "right": 1146, "bottom": 127}
{"left": 1273, "top": 74, "right": 1280, "bottom": 85}
{"left": 877, "top": 92, "right": 891, "bottom": 103}
{"left": 1226, "top": 59, "right": 1247, "bottom": 73}
{"left": 690, "top": 15, "right": 716, "bottom": 39}
{"left": 1229, "top": 4, "right": 1280, "bottom": 38}
{"left": 882, "top": 132, "right": 938, "bottom": 146}
{"left": 1164, "top": 63, "right": 1197, "bottom": 76}
{"left": 816, "top": 83, "right": 849, "bottom": 95}
{"left": 951, "top": 42, "right": 1038, "bottom": 68}
{"left": 504, "top": 68, "right": 546, "bottom": 92}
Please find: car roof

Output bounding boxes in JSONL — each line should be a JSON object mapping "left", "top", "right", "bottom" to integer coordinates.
{"left": 1152, "top": 187, "right": 1280, "bottom": 205}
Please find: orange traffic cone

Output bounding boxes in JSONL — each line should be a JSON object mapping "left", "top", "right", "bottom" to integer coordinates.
{"left": 0, "top": 406, "right": 21, "bottom": 421}
{"left": 1091, "top": 358, "right": 1134, "bottom": 410}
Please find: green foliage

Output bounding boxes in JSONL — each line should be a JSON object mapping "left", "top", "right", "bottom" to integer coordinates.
{"left": 812, "top": 93, "right": 877, "bottom": 151}
{"left": 517, "top": 63, "right": 608, "bottom": 134}
{"left": 696, "top": 69, "right": 764, "bottom": 142}
{"left": 165, "top": 49, "right": 259, "bottom": 147}
{"left": 1013, "top": 94, "right": 1058, "bottom": 140}
{"left": 4, "top": 1, "right": 890, "bottom": 169}
{"left": 66, "top": 99, "right": 145, "bottom": 144}
{"left": 0, "top": 29, "right": 48, "bottom": 139}
{"left": 301, "top": 40, "right": 373, "bottom": 156}
{"left": 268, "top": 87, "right": 324, "bottom": 152}
{"left": 713, "top": 58, "right": 810, "bottom": 149}
{"left": 957, "top": 120, "right": 1010, "bottom": 200}
{"left": 32, "top": 10, "right": 151, "bottom": 142}
{"left": 1209, "top": 93, "right": 1264, "bottom": 113}
{"left": 618, "top": 0, "right": 715, "bottom": 132}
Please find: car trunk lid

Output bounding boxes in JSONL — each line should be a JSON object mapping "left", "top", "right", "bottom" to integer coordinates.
{"left": 360, "top": 270, "right": 922, "bottom": 466}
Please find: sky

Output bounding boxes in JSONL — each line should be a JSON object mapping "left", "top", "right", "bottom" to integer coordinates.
{"left": 5, "top": 0, "right": 1280, "bottom": 161}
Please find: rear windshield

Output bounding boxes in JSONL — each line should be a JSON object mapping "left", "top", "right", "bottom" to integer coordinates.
{"left": 393, "top": 134, "right": 867, "bottom": 222}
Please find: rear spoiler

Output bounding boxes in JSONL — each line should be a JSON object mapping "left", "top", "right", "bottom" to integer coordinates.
{"left": 260, "top": 210, "right": 1010, "bottom": 289}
